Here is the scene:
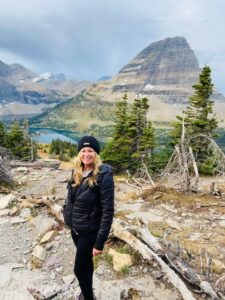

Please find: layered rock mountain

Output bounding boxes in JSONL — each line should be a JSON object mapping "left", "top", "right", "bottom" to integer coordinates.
{"left": 32, "top": 36, "right": 225, "bottom": 135}
{"left": 115, "top": 37, "right": 200, "bottom": 91}
{"left": 88, "top": 36, "right": 224, "bottom": 105}
{"left": 0, "top": 60, "right": 91, "bottom": 120}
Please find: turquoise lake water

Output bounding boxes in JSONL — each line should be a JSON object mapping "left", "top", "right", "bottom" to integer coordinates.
{"left": 29, "top": 128, "right": 78, "bottom": 144}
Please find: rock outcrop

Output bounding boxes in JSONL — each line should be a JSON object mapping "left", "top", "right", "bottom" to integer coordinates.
{"left": 88, "top": 36, "right": 224, "bottom": 105}
{"left": 116, "top": 36, "right": 200, "bottom": 90}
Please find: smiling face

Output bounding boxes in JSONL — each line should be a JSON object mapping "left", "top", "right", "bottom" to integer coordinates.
{"left": 80, "top": 147, "right": 96, "bottom": 169}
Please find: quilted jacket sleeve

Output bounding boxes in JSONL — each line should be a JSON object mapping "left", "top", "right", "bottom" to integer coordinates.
{"left": 94, "top": 171, "right": 114, "bottom": 250}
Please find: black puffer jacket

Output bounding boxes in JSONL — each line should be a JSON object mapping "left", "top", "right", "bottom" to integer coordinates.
{"left": 64, "top": 164, "right": 114, "bottom": 250}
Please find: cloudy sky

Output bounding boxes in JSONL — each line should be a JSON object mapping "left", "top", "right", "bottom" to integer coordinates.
{"left": 0, "top": 0, "right": 224, "bottom": 93}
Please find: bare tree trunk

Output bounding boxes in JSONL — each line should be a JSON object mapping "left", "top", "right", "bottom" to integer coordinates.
{"left": 112, "top": 220, "right": 196, "bottom": 300}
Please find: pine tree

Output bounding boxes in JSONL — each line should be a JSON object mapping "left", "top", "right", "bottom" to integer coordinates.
{"left": 140, "top": 121, "right": 155, "bottom": 155}
{"left": 0, "top": 121, "right": 7, "bottom": 147}
{"left": 6, "top": 121, "right": 31, "bottom": 159}
{"left": 185, "top": 66, "right": 218, "bottom": 160}
{"left": 101, "top": 93, "right": 130, "bottom": 172}
{"left": 102, "top": 94, "right": 155, "bottom": 173}
{"left": 114, "top": 93, "right": 129, "bottom": 139}
{"left": 126, "top": 96, "right": 151, "bottom": 169}
{"left": 170, "top": 66, "right": 218, "bottom": 172}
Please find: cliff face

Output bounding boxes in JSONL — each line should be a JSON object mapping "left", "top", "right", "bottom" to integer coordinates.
{"left": 87, "top": 36, "right": 224, "bottom": 106}
{"left": 118, "top": 37, "right": 200, "bottom": 87}
{"left": 109, "top": 36, "right": 202, "bottom": 102}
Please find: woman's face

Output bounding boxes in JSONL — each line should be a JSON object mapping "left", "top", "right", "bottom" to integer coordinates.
{"left": 80, "top": 147, "right": 96, "bottom": 167}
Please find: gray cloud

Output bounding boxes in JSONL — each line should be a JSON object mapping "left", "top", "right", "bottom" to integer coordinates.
{"left": 0, "top": 0, "right": 224, "bottom": 94}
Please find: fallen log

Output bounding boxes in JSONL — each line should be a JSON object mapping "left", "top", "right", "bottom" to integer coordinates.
{"left": 10, "top": 158, "right": 61, "bottom": 169}
{"left": 136, "top": 224, "right": 219, "bottom": 299}
{"left": 113, "top": 219, "right": 220, "bottom": 300}
{"left": 22, "top": 198, "right": 63, "bottom": 223}
{"left": 196, "top": 203, "right": 225, "bottom": 208}
{"left": 112, "top": 220, "right": 196, "bottom": 300}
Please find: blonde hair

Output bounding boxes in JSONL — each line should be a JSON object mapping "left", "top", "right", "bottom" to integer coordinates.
{"left": 72, "top": 152, "right": 102, "bottom": 187}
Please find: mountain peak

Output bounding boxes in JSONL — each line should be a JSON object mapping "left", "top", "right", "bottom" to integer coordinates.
{"left": 118, "top": 36, "right": 200, "bottom": 87}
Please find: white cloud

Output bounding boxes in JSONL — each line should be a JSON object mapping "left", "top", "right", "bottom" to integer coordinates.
{"left": 0, "top": 0, "right": 224, "bottom": 93}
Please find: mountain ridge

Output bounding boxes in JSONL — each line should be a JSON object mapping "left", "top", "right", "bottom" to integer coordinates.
{"left": 0, "top": 60, "right": 91, "bottom": 119}
{"left": 30, "top": 36, "right": 225, "bottom": 135}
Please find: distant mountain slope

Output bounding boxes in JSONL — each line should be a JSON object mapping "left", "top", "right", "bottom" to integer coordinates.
{"left": 0, "top": 60, "right": 91, "bottom": 119}
{"left": 30, "top": 92, "right": 115, "bottom": 137}
{"left": 87, "top": 36, "right": 225, "bottom": 105}
{"left": 33, "top": 36, "right": 225, "bottom": 135}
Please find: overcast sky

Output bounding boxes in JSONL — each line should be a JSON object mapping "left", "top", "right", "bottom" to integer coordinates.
{"left": 0, "top": 0, "right": 224, "bottom": 93}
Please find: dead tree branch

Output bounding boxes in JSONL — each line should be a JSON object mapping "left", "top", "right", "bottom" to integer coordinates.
{"left": 0, "top": 147, "right": 14, "bottom": 186}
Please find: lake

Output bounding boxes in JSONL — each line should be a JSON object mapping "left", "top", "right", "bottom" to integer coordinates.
{"left": 29, "top": 128, "right": 79, "bottom": 144}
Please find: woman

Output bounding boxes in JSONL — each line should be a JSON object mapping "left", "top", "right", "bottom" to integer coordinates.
{"left": 64, "top": 135, "right": 114, "bottom": 300}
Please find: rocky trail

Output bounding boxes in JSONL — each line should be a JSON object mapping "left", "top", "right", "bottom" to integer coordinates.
{"left": 0, "top": 161, "right": 225, "bottom": 299}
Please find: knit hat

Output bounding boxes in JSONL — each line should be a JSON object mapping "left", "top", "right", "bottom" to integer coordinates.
{"left": 77, "top": 136, "right": 101, "bottom": 154}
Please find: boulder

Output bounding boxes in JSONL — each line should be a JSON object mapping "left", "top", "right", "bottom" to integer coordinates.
{"left": 31, "top": 245, "right": 46, "bottom": 267}
{"left": 30, "top": 215, "right": 58, "bottom": 237}
{"left": 20, "top": 208, "right": 31, "bottom": 219}
{"left": 166, "top": 218, "right": 182, "bottom": 231}
{"left": 62, "top": 274, "right": 75, "bottom": 285}
{"left": 0, "top": 209, "right": 10, "bottom": 217}
{"left": 11, "top": 217, "right": 26, "bottom": 224}
{"left": 40, "top": 230, "right": 57, "bottom": 244}
{"left": 108, "top": 248, "right": 132, "bottom": 272}
{"left": 0, "top": 194, "right": 17, "bottom": 210}
{"left": 17, "top": 175, "right": 28, "bottom": 185}
{"left": 36, "top": 158, "right": 61, "bottom": 169}
{"left": 9, "top": 206, "right": 19, "bottom": 216}
{"left": 0, "top": 264, "right": 12, "bottom": 288}
{"left": 20, "top": 200, "right": 36, "bottom": 208}
{"left": 219, "top": 220, "right": 225, "bottom": 228}
{"left": 16, "top": 167, "right": 28, "bottom": 173}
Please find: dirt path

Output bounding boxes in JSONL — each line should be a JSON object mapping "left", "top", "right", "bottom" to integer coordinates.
{"left": 1, "top": 163, "right": 225, "bottom": 299}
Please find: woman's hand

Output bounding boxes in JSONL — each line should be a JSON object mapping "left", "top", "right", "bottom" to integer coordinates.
{"left": 93, "top": 248, "right": 103, "bottom": 256}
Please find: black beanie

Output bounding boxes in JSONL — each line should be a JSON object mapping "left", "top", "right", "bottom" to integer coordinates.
{"left": 77, "top": 136, "right": 101, "bottom": 154}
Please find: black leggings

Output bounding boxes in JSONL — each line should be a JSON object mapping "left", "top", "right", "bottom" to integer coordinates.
{"left": 71, "top": 230, "right": 97, "bottom": 300}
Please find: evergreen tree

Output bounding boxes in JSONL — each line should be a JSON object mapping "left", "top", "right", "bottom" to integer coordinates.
{"left": 185, "top": 66, "right": 218, "bottom": 160}
{"left": 140, "top": 121, "right": 155, "bottom": 155}
{"left": 126, "top": 96, "right": 151, "bottom": 169}
{"left": 49, "top": 138, "right": 77, "bottom": 161}
{"left": 102, "top": 94, "right": 155, "bottom": 173}
{"left": 0, "top": 121, "right": 6, "bottom": 147}
{"left": 170, "top": 66, "right": 218, "bottom": 172}
{"left": 6, "top": 121, "right": 31, "bottom": 159}
{"left": 114, "top": 93, "right": 129, "bottom": 139}
{"left": 101, "top": 93, "right": 131, "bottom": 172}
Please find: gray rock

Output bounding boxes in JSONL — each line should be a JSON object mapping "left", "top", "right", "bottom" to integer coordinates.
{"left": 0, "top": 291, "right": 33, "bottom": 300}
{"left": 0, "top": 208, "right": 10, "bottom": 216}
{"left": 50, "top": 272, "right": 56, "bottom": 280}
{"left": 56, "top": 266, "right": 63, "bottom": 273}
{"left": 36, "top": 158, "right": 61, "bottom": 169}
{"left": 0, "top": 194, "right": 17, "bottom": 210}
{"left": 41, "top": 286, "right": 61, "bottom": 299}
{"left": 143, "top": 267, "right": 149, "bottom": 274}
{"left": 20, "top": 208, "right": 31, "bottom": 219}
{"left": 30, "top": 214, "right": 58, "bottom": 236}
{"left": 32, "top": 245, "right": 46, "bottom": 267}
{"left": 17, "top": 175, "right": 28, "bottom": 185}
{"left": 16, "top": 167, "right": 28, "bottom": 173}
{"left": 151, "top": 270, "right": 164, "bottom": 279}
{"left": 0, "top": 264, "right": 12, "bottom": 288}
{"left": 95, "top": 266, "right": 105, "bottom": 275}
{"left": 10, "top": 217, "right": 26, "bottom": 224}
{"left": 219, "top": 220, "right": 225, "bottom": 228}
{"left": 62, "top": 274, "right": 75, "bottom": 285}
